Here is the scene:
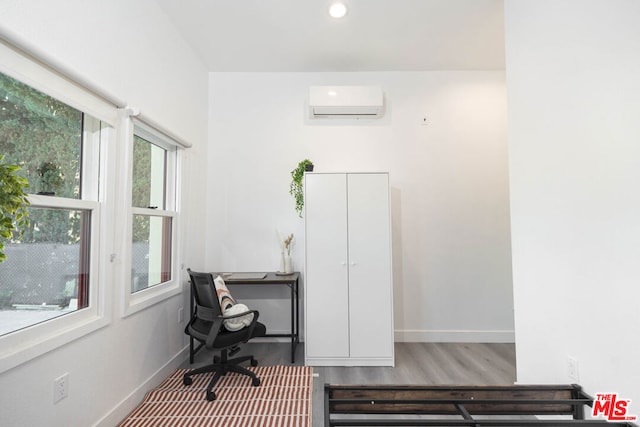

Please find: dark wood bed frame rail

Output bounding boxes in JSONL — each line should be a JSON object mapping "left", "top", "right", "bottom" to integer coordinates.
{"left": 324, "top": 384, "right": 638, "bottom": 426}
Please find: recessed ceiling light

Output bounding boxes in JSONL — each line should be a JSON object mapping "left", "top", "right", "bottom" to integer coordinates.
{"left": 329, "top": 2, "right": 348, "bottom": 19}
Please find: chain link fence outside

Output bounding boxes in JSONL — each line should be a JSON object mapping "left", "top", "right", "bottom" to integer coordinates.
{"left": 0, "top": 243, "right": 80, "bottom": 309}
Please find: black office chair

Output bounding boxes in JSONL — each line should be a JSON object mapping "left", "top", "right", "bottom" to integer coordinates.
{"left": 183, "top": 269, "right": 267, "bottom": 401}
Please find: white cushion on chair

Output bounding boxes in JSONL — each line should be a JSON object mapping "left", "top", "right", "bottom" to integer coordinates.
{"left": 223, "top": 303, "right": 254, "bottom": 331}
{"left": 213, "top": 275, "right": 255, "bottom": 331}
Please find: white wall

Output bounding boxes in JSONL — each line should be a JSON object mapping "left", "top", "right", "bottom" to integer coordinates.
{"left": 0, "top": 1, "right": 208, "bottom": 426}
{"left": 208, "top": 72, "right": 514, "bottom": 342}
{"left": 505, "top": 0, "right": 640, "bottom": 411}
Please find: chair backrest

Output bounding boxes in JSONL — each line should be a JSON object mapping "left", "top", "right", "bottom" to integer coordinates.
{"left": 187, "top": 269, "right": 222, "bottom": 319}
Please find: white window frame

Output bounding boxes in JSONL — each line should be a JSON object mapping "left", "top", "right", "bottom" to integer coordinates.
{"left": 121, "top": 119, "right": 183, "bottom": 317}
{"left": 0, "top": 42, "right": 116, "bottom": 372}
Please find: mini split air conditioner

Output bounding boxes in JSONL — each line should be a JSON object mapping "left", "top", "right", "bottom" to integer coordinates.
{"left": 309, "top": 86, "right": 384, "bottom": 119}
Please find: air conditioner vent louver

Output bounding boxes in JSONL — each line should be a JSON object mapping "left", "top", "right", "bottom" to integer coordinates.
{"left": 309, "top": 86, "right": 384, "bottom": 119}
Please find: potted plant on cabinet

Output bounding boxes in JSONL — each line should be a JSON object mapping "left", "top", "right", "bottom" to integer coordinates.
{"left": 289, "top": 159, "right": 313, "bottom": 218}
{"left": 0, "top": 155, "right": 30, "bottom": 262}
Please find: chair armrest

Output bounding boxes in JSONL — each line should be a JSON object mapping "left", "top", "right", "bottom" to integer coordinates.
{"left": 223, "top": 309, "right": 261, "bottom": 342}
{"left": 205, "top": 318, "right": 224, "bottom": 348}
{"left": 222, "top": 308, "right": 259, "bottom": 321}
{"left": 198, "top": 309, "right": 261, "bottom": 348}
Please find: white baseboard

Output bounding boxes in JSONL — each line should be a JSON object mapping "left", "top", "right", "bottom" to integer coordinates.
{"left": 257, "top": 329, "right": 515, "bottom": 343}
{"left": 252, "top": 330, "right": 515, "bottom": 343}
{"left": 395, "top": 329, "right": 515, "bottom": 343}
{"left": 306, "top": 357, "right": 394, "bottom": 367}
{"left": 93, "top": 345, "right": 189, "bottom": 427}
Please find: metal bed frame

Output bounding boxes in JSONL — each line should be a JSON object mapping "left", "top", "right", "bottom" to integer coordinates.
{"left": 324, "top": 384, "right": 638, "bottom": 426}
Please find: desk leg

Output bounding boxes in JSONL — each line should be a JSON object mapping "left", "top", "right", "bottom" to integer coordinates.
{"left": 295, "top": 277, "right": 300, "bottom": 362}
{"left": 290, "top": 280, "right": 295, "bottom": 363}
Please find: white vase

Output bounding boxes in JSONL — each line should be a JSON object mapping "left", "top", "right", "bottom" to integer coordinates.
{"left": 279, "top": 252, "right": 286, "bottom": 273}
{"left": 284, "top": 255, "right": 293, "bottom": 274}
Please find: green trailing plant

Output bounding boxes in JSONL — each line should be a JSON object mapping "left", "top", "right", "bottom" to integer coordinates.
{"left": 289, "top": 159, "right": 313, "bottom": 218}
{"left": 0, "top": 155, "right": 30, "bottom": 262}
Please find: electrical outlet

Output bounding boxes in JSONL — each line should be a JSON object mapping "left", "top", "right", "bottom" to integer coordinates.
{"left": 53, "top": 373, "right": 68, "bottom": 404}
{"left": 567, "top": 356, "right": 579, "bottom": 382}
{"left": 178, "top": 306, "right": 184, "bottom": 323}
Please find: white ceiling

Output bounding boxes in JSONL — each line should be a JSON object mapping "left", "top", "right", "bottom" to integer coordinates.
{"left": 154, "top": 0, "right": 505, "bottom": 72}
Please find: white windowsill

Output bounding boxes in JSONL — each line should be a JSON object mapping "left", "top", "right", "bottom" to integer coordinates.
{"left": 122, "top": 279, "right": 184, "bottom": 318}
{"left": 0, "top": 311, "right": 109, "bottom": 374}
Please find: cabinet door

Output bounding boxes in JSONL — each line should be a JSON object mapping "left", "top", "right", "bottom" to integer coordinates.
{"left": 347, "top": 173, "right": 393, "bottom": 359}
{"left": 305, "top": 173, "right": 350, "bottom": 358}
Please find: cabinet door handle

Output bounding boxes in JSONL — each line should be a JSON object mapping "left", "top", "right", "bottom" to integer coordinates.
{"left": 350, "top": 262, "right": 357, "bottom": 266}
{"left": 341, "top": 261, "right": 347, "bottom": 266}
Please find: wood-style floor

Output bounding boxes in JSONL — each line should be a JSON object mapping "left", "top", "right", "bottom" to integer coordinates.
{"left": 181, "top": 342, "right": 517, "bottom": 425}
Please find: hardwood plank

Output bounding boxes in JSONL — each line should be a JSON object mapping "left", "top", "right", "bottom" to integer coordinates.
{"left": 181, "top": 342, "right": 516, "bottom": 426}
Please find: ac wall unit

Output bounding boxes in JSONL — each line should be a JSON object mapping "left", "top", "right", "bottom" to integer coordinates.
{"left": 309, "top": 86, "right": 384, "bottom": 119}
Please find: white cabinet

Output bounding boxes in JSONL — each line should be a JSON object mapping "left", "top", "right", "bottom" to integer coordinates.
{"left": 304, "top": 173, "right": 394, "bottom": 366}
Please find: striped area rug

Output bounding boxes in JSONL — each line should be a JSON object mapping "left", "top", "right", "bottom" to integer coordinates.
{"left": 119, "top": 365, "right": 312, "bottom": 427}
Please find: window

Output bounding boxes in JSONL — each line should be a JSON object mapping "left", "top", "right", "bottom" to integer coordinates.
{"left": 127, "top": 122, "right": 179, "bottom": 301}
{"left": 0, "top": 37, "right": 188, "bottom": 373}
{"left": 0, "top": 71, "right": 107, "bottom": 337}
